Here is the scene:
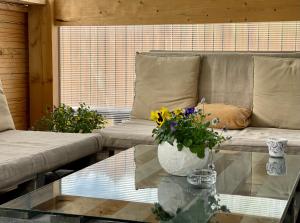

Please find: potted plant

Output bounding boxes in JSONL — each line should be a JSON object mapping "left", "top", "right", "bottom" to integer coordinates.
{"left": 33, "top": 103, "right": 106, "bottom": 133}
{"left": 152, "top": 176, "right": 229, "bottom": 222}
{"left": 151, "top": 101, "right": 229, "bottom": 176}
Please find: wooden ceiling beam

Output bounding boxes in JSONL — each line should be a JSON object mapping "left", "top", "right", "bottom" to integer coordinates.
{"left": 0, "top": 0, "right": 46, "bottom": 5}
{"left": 55, "top": 0, "right": 300, "bottom": 26}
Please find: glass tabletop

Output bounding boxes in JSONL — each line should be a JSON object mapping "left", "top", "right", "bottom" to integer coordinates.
{"left": 1, "top": 145, "right": 300, "bottom": 223}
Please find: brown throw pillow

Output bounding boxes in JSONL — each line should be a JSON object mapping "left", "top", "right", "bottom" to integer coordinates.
{"left": 131, "top": 53, "right": 201, "bottom": 120}
{"left": 196, "top": 103, "right": 252, "bottom": 129}
{"left": 252, "top": 56, "right": 300, "bottom": 129}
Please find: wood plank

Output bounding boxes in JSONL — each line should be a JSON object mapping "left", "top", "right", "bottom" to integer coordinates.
{"left": 0, "top": 21, "right": 26, "bottom": 31}
{"left": 0, "top": 2, "right": 27, "bottom": 12}
{"left": 14, "top": 122, "right": 28, "bottom": 130}
{"left": 0, "top": 41, "right": 26, "bottom": 48}
{"left": 0, "top": 16, "right": 26, "bottom": 25}
{"left": 8, "top": 100, "right": 28, "bottom": 109}
{"left": 0, "top": 48, "right": 27, "bottom": 56}
{"left": 0, "top": 7, "right": 27, "bottom": 16}
{"left": 0, "top": 33, "right": 28, "bottom": 39}
{"left": 4, "top": 88, "right": 27, "bottom": 98}
{"left": 0, "top": 73, "right": 28, "bottom": 80}
{"left": 0, "top": 3, "right": 28, "bottom": 130}
{"left": 28, "top": 0, "right": 59, "bottom": 126}
{"left": 0, "top": 12, "right": 27, "bottom": 24}
{"left": 55, "top": 0, "right": 300, "bottom": 25}
{"left": 34, "top": 195, "right": 156, "bottom": 223}
{"left": 13, "top": 117, "right": 28, "bottom": 129}
{"left": 1, "top": 0, "right": 45, "bottom": 5}
{"left": 0, "top": 61, "right": 27, "bottom": 67}
{"left": 2, "top": 80, "right": 28, "bottom": 89}
{"left": 0, "top": 35, "right": 26, "bottom": 42}
{"left": 0, "top": 59, "right": 27, "bottom": 65}
{"left": 0, "top": 66, "right": 28, "bottom": 73}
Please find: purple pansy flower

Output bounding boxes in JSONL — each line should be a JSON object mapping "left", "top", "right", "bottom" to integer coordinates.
{"left": 170, "top": 121, "right": 178, "bottom": 132}
{"left": 184, "top": 107, "right": 195, "bottom": 116}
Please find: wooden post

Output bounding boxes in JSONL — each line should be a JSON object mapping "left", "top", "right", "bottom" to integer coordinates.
{"left": 28, "top": 0, "right": 58, "bottom": 127}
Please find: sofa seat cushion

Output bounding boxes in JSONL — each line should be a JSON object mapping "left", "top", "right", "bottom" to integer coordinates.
{"left": 0, "top": 130, "right": 102, "bottom": 190}
{"left": 94, "top": 119, "right": 156, "bottom": 149}
{"left": 219, "top": 127, "right": 300, "bottom": 152}
{"left": 97, "top": 119, "right": 300, "bottom": 153}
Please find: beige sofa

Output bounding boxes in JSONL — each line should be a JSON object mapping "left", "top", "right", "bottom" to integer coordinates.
{"left": 0, "top": 130, "right": 102, "bottom": 191}
{"left": 0, "top": 81, "right": 102, "bottom": 191}
{"left": 96, "top": 51, "right": 300, "bottom": 152}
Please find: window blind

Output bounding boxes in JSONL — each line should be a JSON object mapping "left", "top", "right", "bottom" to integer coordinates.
{"left": 59, "top": 22, "right": 300, "bottom": 123}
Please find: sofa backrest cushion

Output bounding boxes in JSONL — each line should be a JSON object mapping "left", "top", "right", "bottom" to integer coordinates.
{"left": 252, "top": 56, "right": 300, "bottom": 129}
{"left": 0, "top": 80, "right": 15, "bottom": 131}
{"left": 150, "top": 51, "right": 300, "bottom": 110}
{"left": 200, "top": 54, "right": 254, "bottom": 109}
{"left": 131, "top": 53, "right": 201, "bottom": 120}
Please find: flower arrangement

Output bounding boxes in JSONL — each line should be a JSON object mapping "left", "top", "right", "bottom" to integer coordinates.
{"left": 151, "top": 100, "right": 230, "bottom": 159}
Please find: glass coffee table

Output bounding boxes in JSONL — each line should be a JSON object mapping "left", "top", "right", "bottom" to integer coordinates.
{"left": 1, "top": 145, "right": 300, "bottom": 223}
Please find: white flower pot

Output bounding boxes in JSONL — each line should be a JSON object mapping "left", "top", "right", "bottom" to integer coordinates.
{"left": 158, "top": 141, "right": 209, "bottom": 176}
{"left": 158, "top": 176, "right": 216, "bottom": 217}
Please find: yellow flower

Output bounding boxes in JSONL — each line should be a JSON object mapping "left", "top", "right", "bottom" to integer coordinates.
{"left": 151, "top": 107, "right": 171, "bottom": 127}
{"left": 150, "top": 110, "right": 159, "bottom": 122}
{"left": 174, "top": 108, "right": 183, "bottom": 116}
{"left": 150, "top": 110, "right": 164, "bottom": 127}
{"left": 160, "top": 107, "right": 171, "bottom": 120}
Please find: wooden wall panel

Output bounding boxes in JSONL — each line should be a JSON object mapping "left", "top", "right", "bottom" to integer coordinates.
{"left": 0, "top": 4, "right": 29, "bottom": 130}
{"left": 55, "top": 0, "right": 300, "bottom": 26}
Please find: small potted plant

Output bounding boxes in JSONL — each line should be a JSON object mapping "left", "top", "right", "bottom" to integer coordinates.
{"left": 151, "top": 101, "right": 229, "bottom": 176}
{"left": 33, "top": 103, "right": 106, "bottom": 133}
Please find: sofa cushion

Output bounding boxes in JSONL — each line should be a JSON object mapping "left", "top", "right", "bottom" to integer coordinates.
{"left": 131, "top": 53, "right": 201, "bottom": 120}
{"left": 219, "top": 127, "right": 300, "bottom": 152}
{"left": 0, "top": 130, "right": 102, "bottom": 190}
{"left": 0, "top": 80, "right": 15, "bottom": 132}
{"left": 252, "top": 56, "right": 300, "bottom": 129}
{"left": 199, "top": 54, "right": 254, "bottom": 109}
{"left": 94, "top": 119, "right": 156, "bottom": 149}
{"left": 196, "top": 103, "right": 252, "bottom": 129}
{"left": 97, "top": 119, "right": 300, "bottom": 153}
{"left": 149, "top": 51, "right": 300, "bottom": 109}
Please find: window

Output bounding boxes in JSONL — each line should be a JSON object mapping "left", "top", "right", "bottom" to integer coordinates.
{"left": 59, "top": 22, "right": 300, "bottom": 123}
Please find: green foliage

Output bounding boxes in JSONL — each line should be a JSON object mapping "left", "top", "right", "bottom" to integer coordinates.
{"left": 152, "top": 195, "right": 230, "bottom": 222}
{"left": 151, "top": 107, "right": 230, "bottom": 159}
{"left": 32, "top": 103, "right": 106, "bottom": 133}
{"left": 152, "top": 203, "right": 177, "bottom": 221}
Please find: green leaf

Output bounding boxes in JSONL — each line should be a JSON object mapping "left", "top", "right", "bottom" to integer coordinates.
{"left": 177, "top": 143, "right": 183, "bottom": 151}
{"left": 188, "top": 145, "right": 198, "bottom": 154}
{"left": 197, "top": 149, "right": 205, "bottom": 159}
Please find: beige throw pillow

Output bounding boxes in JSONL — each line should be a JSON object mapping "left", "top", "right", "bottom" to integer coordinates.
{"left": 252, "top": 56, "right": 300, "bottom": 129}
{"left": 0, "top": 80, "right": 15, "bottom": 131}
{"left": 131, "top": 53, "right": 201, "bottom": 120}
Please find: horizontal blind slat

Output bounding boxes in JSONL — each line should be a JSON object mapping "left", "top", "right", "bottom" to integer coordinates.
{"left": 59, "top": 22, "right": 300, "bottom": 124}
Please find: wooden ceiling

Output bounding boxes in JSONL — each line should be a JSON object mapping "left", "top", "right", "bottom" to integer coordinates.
{"left": 1, "top": 0, "right": 45, "bottom": 5}
{"left": 55, "top": 0, "right": 300, "bottom": 26}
